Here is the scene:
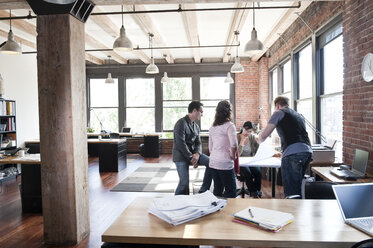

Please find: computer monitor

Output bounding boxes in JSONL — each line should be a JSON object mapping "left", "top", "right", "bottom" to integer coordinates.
{"left": 122, "top": 127, "right": 131, "bottom": 133}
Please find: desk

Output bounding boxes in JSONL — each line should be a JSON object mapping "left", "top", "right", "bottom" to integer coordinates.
{"left": 102, "top": 197, "right": 370, "bottom": 247}
{"left": 26, "top": 139, "right": 127, "bottom": 172}
{"left": 311, "top": 166, "right": 373, "bottom": 183}
{"left": 0, "top": 154, "right": 42, "bottom": 213}
{"left": 240, "top": 157, "right": 281, "bottom": 198}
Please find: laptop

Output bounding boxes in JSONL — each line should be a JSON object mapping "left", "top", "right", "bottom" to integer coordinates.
{"left": 332, "top": 183, "right": 373, "bottom": 237}
{"left": 330, "top": 149, "right": 369, "bottom": 179}
{"left": 312, "top": 139, "right": 337, "bottom": 150}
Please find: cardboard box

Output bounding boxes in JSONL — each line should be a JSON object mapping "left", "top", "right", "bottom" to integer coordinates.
{"left": 312, "top": 148, "right": 335, "bottom": 163}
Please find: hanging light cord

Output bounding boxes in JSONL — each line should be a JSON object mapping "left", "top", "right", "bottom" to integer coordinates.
{"left": 149, "top": 34, "right": 154, "bottom": 58}
{"left": 121, "top": 5, "right": 124, "bottom": 27}
{"left": 252, "top": 2, "right": 255, "bottom": 29}
{"left": 9, "top": 10, "right": 12, "bottom": 31}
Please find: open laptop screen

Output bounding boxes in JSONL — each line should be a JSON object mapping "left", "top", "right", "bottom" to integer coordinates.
{"left": 352, "top": 149, "right": 369, "bottom": 174}
{"left": 333, "top": 183, "right": 373, "bottom": 219}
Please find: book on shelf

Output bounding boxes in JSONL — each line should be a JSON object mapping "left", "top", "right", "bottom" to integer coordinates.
{"left": 232, "top": 206, "right": 294, "bottom": 232}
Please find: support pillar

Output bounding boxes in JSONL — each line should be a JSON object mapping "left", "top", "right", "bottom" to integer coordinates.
{"left": 36, "top": 14, "right": 89, "bottom": 245}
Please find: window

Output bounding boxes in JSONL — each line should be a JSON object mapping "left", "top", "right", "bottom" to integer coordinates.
{"left": 162, "top": 77, "right": 192, "bottom": 131}
{"left": 89, "top": 78, "right": 118, "bottom": 132}
{"left": 271, "top": 68, "right": 278, "bottom": 101}
{"left": 320, "top": 30, "right": 343, "bottom": 158}
{"left": 281, "top": 60, "right": 291, "bottom": 100}
{"left": 126, "top": 78, "right": 155, "bottom": 133}
{"left": 200, "top": 76, "right": 231, "bottom": 130}
{"left": 295, "top": 44, "right": 314, "bottom": 142}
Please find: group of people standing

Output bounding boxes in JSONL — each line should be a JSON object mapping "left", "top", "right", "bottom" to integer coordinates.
{"left": 172, "top": 96, "right": 312, "bottom": 199}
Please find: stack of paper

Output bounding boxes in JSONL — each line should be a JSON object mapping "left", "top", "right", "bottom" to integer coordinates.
{"left": 148, "top": 190, "right": 227, "bottom": 226}
{"left": 232, "top": 206, "right": 294, "bottom": 232}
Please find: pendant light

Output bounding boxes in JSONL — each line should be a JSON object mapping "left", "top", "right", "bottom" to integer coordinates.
{"left": 145, "top": 33, "right": 159, "bottom": 74}
{"left": 161, "top": 72, "right": 169, "bottom": 84}
{"left": 224, "top": 72, "right": 234, "bottom": 84}
{"left": 113, "top": 5, "right": 133, "bottom": 52}
{"left": 230, "top": 31, "right": 244, "bottom": 73}
{"left": 0, "top": 10, "right": 22, "bottom": 55}
{"left": 105, "top": 55, "right": 115, "bottom": 84}
{"left": 244, "top": 2, "right": 264, "bottom": 56}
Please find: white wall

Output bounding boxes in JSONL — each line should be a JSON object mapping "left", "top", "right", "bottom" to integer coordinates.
{"left": 0, "top": 53, "right": 39, "bottom": 147}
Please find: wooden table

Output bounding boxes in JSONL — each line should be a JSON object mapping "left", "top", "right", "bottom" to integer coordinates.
{"left": 311, "top": 166, "right": 373, "bottom": 183}
{"left": 102, "top": 197, "right": 370, "bottom": 247}
{"left": 240, "top": 157, "right": 281, "bottom": 198}
{"left": 0, "top": 154, "right": 42, "bottom": 213}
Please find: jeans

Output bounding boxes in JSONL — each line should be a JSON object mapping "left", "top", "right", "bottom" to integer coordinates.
{"left": 241, "top": 166, "right": 262, "bottom": 194}
{"left": 281, "top": 152, "right": 312, "bottom": 197}
{"left": 211, "top": 168, "right": 237, "bottom": 198}
{"left": 175, "top": 153, "right": 213, "bottom": 195}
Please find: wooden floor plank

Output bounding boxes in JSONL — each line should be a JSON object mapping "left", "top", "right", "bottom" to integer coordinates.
{"left": 0, "top": 154, "right": 284, "bottom": 248}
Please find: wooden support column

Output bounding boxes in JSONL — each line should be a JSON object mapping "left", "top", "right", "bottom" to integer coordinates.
{"left": 36, "top": 14, "right": 89, "bottom": 245}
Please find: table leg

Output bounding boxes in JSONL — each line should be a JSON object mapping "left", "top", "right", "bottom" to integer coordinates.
{"left": 272, "top": 168, "right": 277, "bottom": 197}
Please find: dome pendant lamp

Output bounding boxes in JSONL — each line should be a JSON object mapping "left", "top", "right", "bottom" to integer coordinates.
{"left": 145, "top": 33, "right": 159, "bottom": 74}
{"left": 0, "top": 10, "right": 22, "bottom": 55}
{"left": 161, "top": 72, "right": 169, "bottom": 83}
{"left": 224, "top": 72, "right": 234, "bottom": 84}
{"left": 105, "top": 55, "right": 115, "bottom": 84}
{"left": 244, "top": 3, "right": 264, "bottom": 56}
{"left": 113, "top": 5, "right": 133, "bottom": 52}
{"left": 230, "top": 31, "right": 244, "bottom": 73}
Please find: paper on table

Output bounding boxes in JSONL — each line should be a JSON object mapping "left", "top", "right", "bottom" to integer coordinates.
{"left": 248, "top": 142, "right": 275, "bottom": 164}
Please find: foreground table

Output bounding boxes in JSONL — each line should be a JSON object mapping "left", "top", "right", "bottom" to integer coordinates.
{"left": 102, "top": 197, "right": 370, "bottom": 247}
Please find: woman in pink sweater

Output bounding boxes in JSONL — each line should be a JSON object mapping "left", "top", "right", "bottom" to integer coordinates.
{"left": 208, "top": 100, "right": 238, "bottom": 198}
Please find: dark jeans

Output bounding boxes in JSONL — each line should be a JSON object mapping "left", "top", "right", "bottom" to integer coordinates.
{"left": 281, "top": 152, "right": 312, "bottom": 197}
{"left": 240, "top": 166, "right": 262, "bottom": 194}
{"left": 175, "top": 153, "right": 212, "bottom": 195}
{"left": 211, "top": 168, "right": 237, "bottom": 198}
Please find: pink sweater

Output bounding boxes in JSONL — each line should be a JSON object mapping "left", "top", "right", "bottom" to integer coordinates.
{"left": 208, "top": 121, "right": 238, "bottom": 170}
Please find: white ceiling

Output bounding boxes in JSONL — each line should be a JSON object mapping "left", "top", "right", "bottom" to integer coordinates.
{"left": 0, "top": 1, "right": 317, "bottom": 65}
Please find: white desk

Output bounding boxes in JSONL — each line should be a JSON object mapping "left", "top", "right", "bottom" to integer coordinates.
{"left": 239, "top": 157, "right": 281, "bottom": 197}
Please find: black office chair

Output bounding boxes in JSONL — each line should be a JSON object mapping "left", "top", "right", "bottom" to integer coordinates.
{"left": 351, "top": 239, "right": 373, "bottom": 248}
{"left": 110, "top": 132, "right": 120, "bottom": 139}
{"left": 303, "top": 181, "right": 337, "bottom": 199}
{"left": 234, "top": 153, "right": 251, "bottom": 198}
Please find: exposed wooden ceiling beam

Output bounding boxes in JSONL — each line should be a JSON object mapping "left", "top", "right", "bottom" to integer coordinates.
{"left": 89, "top": 6, "right": 150, "bottom": 64}
{"left": 250, "top": 1, "right": 312, "bottom": 61}
{"left": 123, "top": 5, "right": 174, "bottom": 64}
{"left": 222, "top": 2, "right": 250, "bottom": 63}
{"left": 0, "top": 28, "right": 35, "bottom": 49}
{"left": 181, "top": 3, "right": 200, "bottom": 64}
{"left": 86, "top": 53, "right": 104, "bottom": 64}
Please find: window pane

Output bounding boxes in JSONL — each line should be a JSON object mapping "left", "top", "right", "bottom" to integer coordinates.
{"left": 126, "top": 78, "right": 155, "bottom": 107}
{"left": 283, "top": 60, "right": 291, "bottom": 93}
{"left": 90, "top": 108, "right": 118, "bottom": 132}
{"left": 163, "top": 107, "right": 188, "bottom": 131}
{"left": 163, "top": 78, "right": 192, "bottom": 100}
{"left": 163, "top": 101, "right": 191, "bottom": 107}
{"left": 321, "top": 94, "right": 343, "bottom": 159}
{"left": 323, "top": 35, "right": 343, "bottom": 94}
{"left": 272, "top": 69, "right": 278, "bottom": 100}
{"left": 298, "top": 44, "right": 312, "bottom": 99}
{"left": 200, "top": 77, "right": 230, "bottom": 100}
{"left": 201, "top": 106, "right": 215, "bottom": 131}
{"left": 296, "top": 99, "right": 314, "bottom": 143}
{"left": 90, "top": 78, "right": 118, "bottom": 107}
{"left": 126, "top": 108, "right": 155, "bottom": 133}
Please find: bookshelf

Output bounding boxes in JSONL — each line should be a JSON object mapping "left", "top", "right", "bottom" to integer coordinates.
{"left": 0, "top": 99, "right": 17, "bottom": 184}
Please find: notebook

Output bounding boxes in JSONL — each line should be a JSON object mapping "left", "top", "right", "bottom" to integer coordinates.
{"left": 332, "top": 183, "right": 373, "bottom": 237}
{"left": 330, "top": 149, "right": 369, "bottom": 179}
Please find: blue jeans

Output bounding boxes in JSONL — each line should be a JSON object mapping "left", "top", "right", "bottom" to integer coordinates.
{"left": 281, "top": 152, "right": 312, "bottom": 197}
{"left": 175, "top": 153, "right": 212, "bottom": 195}
{"left": 211, "top": 168, "right": 237, "bottom": 198}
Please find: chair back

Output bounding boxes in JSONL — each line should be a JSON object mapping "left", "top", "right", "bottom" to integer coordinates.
{"left": 304, "top": 181, "right": 337, "bottom": 199}
{"left": 350, "top": 239, "right": 373, "bottom": 248}
{"left": 234, "top": 150, "right": 239, "bottom": 174}
{"left": 110, "top": 132, "right": 120, "bottom": 139}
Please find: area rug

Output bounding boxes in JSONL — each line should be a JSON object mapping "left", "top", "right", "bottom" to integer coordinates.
{"left": 111, "top": 163, "right": 206, "bottom": 193}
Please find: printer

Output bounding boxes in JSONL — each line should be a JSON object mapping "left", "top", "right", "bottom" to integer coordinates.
{"left": 311, "top": 140, "right": 336, "bottom": 163}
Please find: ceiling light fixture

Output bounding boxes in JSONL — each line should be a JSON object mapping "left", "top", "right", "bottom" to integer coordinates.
{"left": 0, "top": 10, "right": 22, "bottom": 55}
{"left": 113, "top": 5, "right": 133, "bottom": 52}
{"left": 224, "top": 72, "right": 234, "bottom": 84}
{"left": 161, "top": 72, "right": 169, "bottom": 84}
{"left": 230, "top": 31, "right": 244, "bottom": 73}
{"left": 145, "top": 33, "right": 159, "bottom": 74}
{"left": 244, "top": 2, "right": 264, "bottom": 56}
{"left": 105, "top": 55, "right": 115, "bottom": 84}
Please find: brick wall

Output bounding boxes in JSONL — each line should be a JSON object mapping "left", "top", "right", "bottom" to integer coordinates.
{"left": 343, "top": 0, "right": 373, "bottom": 174}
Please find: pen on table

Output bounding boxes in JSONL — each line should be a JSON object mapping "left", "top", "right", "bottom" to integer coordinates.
{"left": 248, "top": 208, "right": 254, "bottom": 218}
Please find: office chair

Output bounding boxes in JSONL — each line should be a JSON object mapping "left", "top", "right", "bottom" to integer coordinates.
{"left": 110, "top": 132, "right": 120, "bottom": 139}
{"left": 351, "top": 239, "right": 373, "bottom": 248}
{"left": 303, "top": 181, "right": 337, "bottom": 199}
{"left": 234, "top": 152, "right": 251, "bottom": 198}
